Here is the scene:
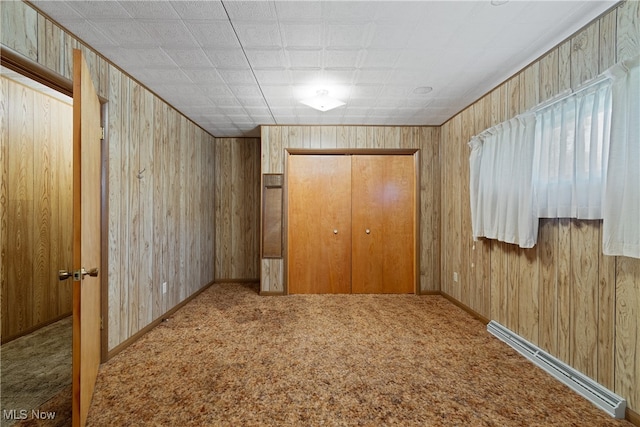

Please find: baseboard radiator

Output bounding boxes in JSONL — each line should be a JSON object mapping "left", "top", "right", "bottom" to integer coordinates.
{"left": 487, "top": 321, "right": 626, "bottom": 419}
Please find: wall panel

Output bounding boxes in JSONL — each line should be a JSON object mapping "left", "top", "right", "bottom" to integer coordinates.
{"left": 1, "top": 76, "right": 73, "bottom": 342}
{"left": 1, "top": 3, "right": 217, "bottom": 350}
{"left": 260, "top": 125, "right": 440, "bottom": 294}
{"left": 214, "top": 138, "right": 260, "bottom": 281}
{"left": 440, "top": 2, "right": 640, "bottom": 414}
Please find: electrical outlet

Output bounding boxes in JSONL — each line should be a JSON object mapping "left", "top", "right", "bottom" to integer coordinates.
{"left": 162, "top": 282, "right": 167, "bottom": 294}
{"left": 453, "top": 272, "right": 459, "bottom": 282}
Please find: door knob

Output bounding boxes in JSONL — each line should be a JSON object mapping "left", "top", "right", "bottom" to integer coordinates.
{"left": 365, "top": 229, "right": 371, "bottom": 234}
{"left": 82, "top": 267, "right": 99, "bottom": 277}
{"left": 59, "top": 270, "right": 72, "bottom": 281}
{"left": 333, "top": 229, "right": 338, "bottom": 234}
{"left": 58, "top": 268, "right": 99, "bottom": 281}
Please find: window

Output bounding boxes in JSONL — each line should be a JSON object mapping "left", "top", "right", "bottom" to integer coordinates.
{"left": 532, "top": 78, "right": 612, "bottom": 219}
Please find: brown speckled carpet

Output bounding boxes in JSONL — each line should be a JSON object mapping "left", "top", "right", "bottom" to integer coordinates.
{"left": 18, "top": 282, "right": 635, "bottom": 426}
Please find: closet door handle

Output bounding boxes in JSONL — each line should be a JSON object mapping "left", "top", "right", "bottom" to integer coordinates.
{"left": 333, "top": 229, "right": 338, "bottom": 234}
{"left": 365, "top": 229, "right": 371, "bottom": 234}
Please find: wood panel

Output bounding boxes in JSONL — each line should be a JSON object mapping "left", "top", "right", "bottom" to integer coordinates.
{"left": 1, "top": 75, "right": 73, "bottom": 342}
{"left": 2, "top": 1, "right": 218, "bottom": 352}
{"left": 616, "top": 0, "right": 640, "bottom": 63}
{"left": 261, "top": 125, "right": 440, "bottom": 295}
{"left": 438, "top": 3, "right": 640, "bottom": 415}
{"left": 214, "top": 138, "right": 260, "bottom": 281}
{"left": 288, "top": 155, "right": 352, "bottom": 294}
{"left": 0, "top": 1, "right": 38, "bottom": 61}
{"left": 351, "top": 155, "right": 415, "bottom": 294}
{"left": 1, "top": 75, "right": 7, "bottom": 335}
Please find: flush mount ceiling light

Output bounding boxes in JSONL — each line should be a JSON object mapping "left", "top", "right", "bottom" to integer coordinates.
{"left": 413, "top": 86, "right": 433, "bottom": 95}
{"left": 300, "top": 89, "right": 345, "bottom": 112}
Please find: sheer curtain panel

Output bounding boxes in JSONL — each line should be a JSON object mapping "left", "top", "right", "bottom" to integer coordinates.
{"left": 532, "top": 78, "right": 612, "bottom": 219}
{"left": 603, "top": 56, "right": 640, "bottom": 259}
{"left": 469, "top": 114, "right": 538, "bottom": 248}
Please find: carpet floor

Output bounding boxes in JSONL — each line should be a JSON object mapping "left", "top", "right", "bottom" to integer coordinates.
{"left": 1, "top": 316, "right": 72, "bottom": 427}
{"left": 15, "top": 282, "right": 635, "bottom": 426}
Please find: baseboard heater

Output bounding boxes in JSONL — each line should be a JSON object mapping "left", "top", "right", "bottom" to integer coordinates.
{"left": 487, "top": 320, "right": 626, "bottom": 419}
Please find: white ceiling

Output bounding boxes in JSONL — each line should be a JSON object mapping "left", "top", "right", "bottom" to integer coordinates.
{"left": 31, "top": 0, "right": 617, "bottom": 138}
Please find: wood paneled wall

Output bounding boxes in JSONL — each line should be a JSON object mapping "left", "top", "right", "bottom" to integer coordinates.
{"left": 0, "top": 75, "right": 73, "bottom": 342}
{"left": 440, "top": 1, "right": 640, "bottom": 413}
{"left": 2, "top": 1, "right": 216, "bottom": 351}
{"left": 260, "top": 126, "right": 440, "bottom": 294}
{"left": 214, "top": 138, "right": 260, "bottom": 281}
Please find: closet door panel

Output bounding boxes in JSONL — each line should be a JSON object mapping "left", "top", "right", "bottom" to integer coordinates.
{"left": 288, "top": 155, "right": 352, "bottom": 293}
{"left": 352, "top": 155, "right": 415, "bottom": 293}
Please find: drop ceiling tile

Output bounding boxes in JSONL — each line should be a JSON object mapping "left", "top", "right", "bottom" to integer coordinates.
{"left": 156, "top": 84, "right": 206, "bottom": 98}
{"left": 134, "top": 67, "right": 191, "bottom": 85}
{"left": 355, "top": 69, "right": 391, "bottom": 85}
{"left": 290, "top": 69, "right": 323, "bottom": 85}
{"left": 267, "top": 97, "right": 296, "bottom": 108}
{"left": 360, "top": 49, "right": 400, "bottom": 68}
{"left": 33, "top": 0, "right": 618, "bottom": 137}
{"left": 253, "top": 69, "right": 291, "bottom": 85}
{"left": 259, "top": 85, "right": 294, "bottom": 98}
{"left": 368, "top": 24, "right": 415, "bottom": 49}
{"left": 162, "top": 48, "right": 213, "bottom": 68}
{"left": 274, "top": 2, "right": 323, "bottom": 22}
{"left": 373, "top": 2, "right": 429, "bottom": 24}
{"left": 326, "top": 24, "right": 371, "bottom": 49}
{"left": 280, "top": 23, "right": 323, "bottom": 48}
{"left": 324, "top": 49, "right": 361, "bottom": 69}
{"left": 230, "top": 85, "right": 263, "bottom": 98}
{"left": 119, "top": 1, "right": 180, "bottom": 19}
{"left": 350, "top": 85, "right": 384, "bottom": 98}
{"left": 68, "top": 1, "right": 132, "bottom": 19}
{"left": 234, "top": 23, "right": 282, "bottom": 49}
{"left": 169, "top": 1, "right": 227, "bottom": 20}
{"left": 224, "top": 1, "right": 278, "bottom": 21}
{"left": 111, "top": 47, "right": 177, "bottom": 69}
{"left": 322, "top": 69, "right": 357, "bottom": 85}
{"left": 138, "top": 20, "right": 199, "bottom": 48}
{"left": 182, "top": 68, "right": 225, "bottom": 85}
{"left": 185, "top": 20, "right": 239, "bottom": 48}
{"left": 210, "top": 97, "right": 243, "bottom": 108}
{"left": 205, "top": 49, "right": 249, "bottom": 69}
{"left": 245, "top": 49, "right": 287, "bottom": 69}
{"left": 285, "top": 49, "right": 322, "bottom": 69}
{"left": 201, "top": 85, "right": 234, "bottom": 98}
{"left": 379, "top": 85, "right": 413, "bottom": 98}
{"left": 217, "top": 69, "right": 256, "bottom": 85}
{"left": 270, "top": 106, "right": 296, "bottom": 116}
{"left": 323, "top": 2, "right": 378, "bottom": 23}
{"left": 94, "top": 21, "right": 156, "bottom": 47}
{"left": 238, "top": 97, "right": 268, "bottom": 108}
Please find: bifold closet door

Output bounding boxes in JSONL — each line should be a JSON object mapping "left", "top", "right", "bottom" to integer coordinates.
{"left": 351, "top": 155, "right": 415, "bottom": 293}
{"left": 287, "top": 155, "right": 352, "bottom": 294}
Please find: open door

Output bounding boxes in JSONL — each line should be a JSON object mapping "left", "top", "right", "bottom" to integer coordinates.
{"left": 71, "top": 49, "right": 102, "bottom": 427}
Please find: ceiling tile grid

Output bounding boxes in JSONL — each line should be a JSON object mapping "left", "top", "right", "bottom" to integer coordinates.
{"left": 30, "top": 0, "right": 617, "bottom": 138}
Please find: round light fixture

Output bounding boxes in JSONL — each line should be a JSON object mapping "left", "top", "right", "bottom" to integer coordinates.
{"left": 413, "top": 86, "right": 433, "bottom": 95}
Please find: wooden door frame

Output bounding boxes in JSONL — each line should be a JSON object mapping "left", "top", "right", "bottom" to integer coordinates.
{"left": 284, "top": 148, "right": 421, "bottom": 294}
{"left": 1, "top": 46, "right": 109, "bottom": 362}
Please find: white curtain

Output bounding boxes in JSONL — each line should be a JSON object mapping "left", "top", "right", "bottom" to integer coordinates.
{"left": 532, "top": 78, "right": 612, "bottom": 219}
{"left": 603, "top": 56, "right": 640, "bottom": 259}
{"left": 469, "top": 114, "right": 538, "bottom": 248}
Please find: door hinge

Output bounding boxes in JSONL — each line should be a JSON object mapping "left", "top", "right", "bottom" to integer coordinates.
{"left": 100, "top": 126, "right": 105, "bottom": 140}
{"left": 100, "top": 316, "right": 104, "bottom": 330}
